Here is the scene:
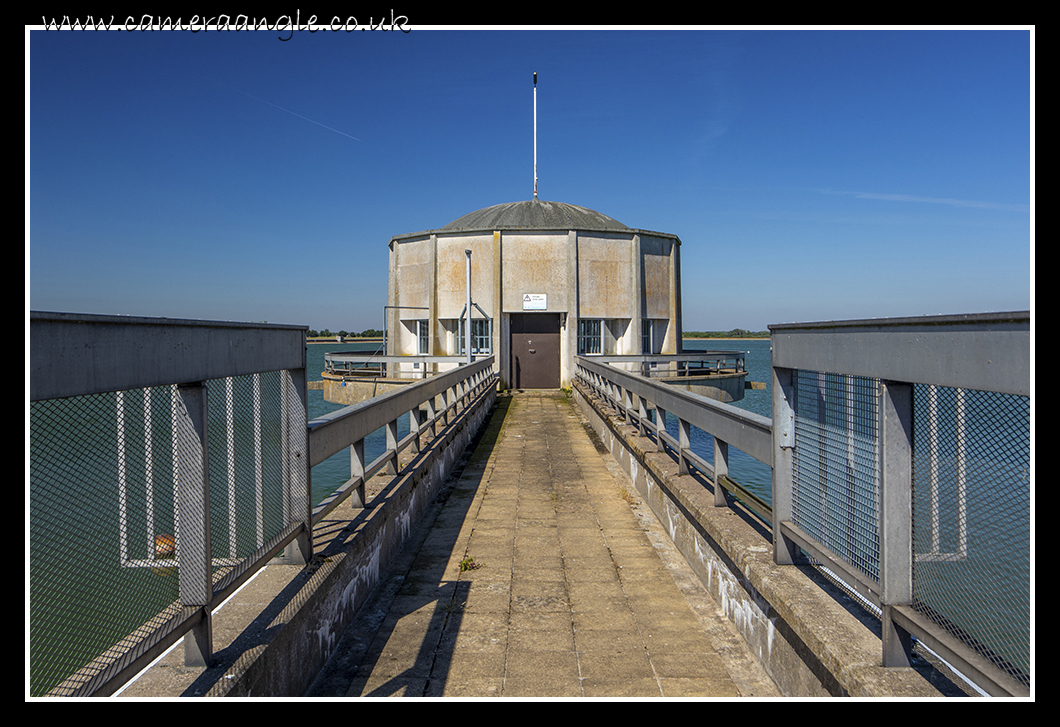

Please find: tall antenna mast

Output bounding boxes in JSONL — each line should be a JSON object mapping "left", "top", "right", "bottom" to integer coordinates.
{"left": 533, "top": 72, "right": 538, "bottom": 199}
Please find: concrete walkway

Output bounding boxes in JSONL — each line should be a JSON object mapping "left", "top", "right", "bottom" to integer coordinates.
{"left": 307, "top": 391, "right": 780, "bottom": 698}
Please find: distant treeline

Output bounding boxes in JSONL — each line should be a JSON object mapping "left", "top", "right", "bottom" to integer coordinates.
{"left": 684, "top": 329, "right": 768, "bottom": 339}
{"left": 307, "top": 328, "right": 383, "bottom": 339}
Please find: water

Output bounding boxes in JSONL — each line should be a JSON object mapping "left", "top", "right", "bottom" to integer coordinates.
{"left": 30, "top": 373, "right": 296, "bottom": 696}
{"left": 306, "top": 341, "right": 393, "bottom": 507}
{"left": 307, "top": 339, "right": 776, "bottom": 511}
{"left": 32, "top": 336, "right": 1026, "bottom": 692}
{"left": 678, "top": 338, "right": 774, "bottom": 508}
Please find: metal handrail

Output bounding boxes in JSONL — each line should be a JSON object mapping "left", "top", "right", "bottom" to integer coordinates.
{"left": 30, "top": 313, "right": 311, "bottom": 697}
{"left": 575, "top": 355, "right": 771, "bottom": 523}
{"left": 769, "top": 311, "right": 1030, "bottom": 696}
{"left": 578, "top": 311, "right": 1032, "bottom": 698}
{"left": 577, "top": 356, "right": 771, "bottom": 465}
{"left": 308, "top": 357, "right": 496, "bottom": 525}
{"left": 323, "top": 352, "right": 473, "bottom": 378}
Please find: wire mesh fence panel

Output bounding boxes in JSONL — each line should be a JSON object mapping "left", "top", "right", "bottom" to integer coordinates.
{"left": 911, "top": 384, "right": 1030, "bottom": 688}
{"left": 31, "top": 387, "right": 182, "bottom": 696}
{"left": 205, "top": 373, "right": 291, "bottom": 565}
{"left": 792, "top": 370, "right": 881, "bottom": 583}
{"left": 29, "top": 371, "right": 299, "bottom": 697}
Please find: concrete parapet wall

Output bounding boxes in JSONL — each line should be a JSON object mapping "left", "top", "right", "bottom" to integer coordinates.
{"left": 323, "top": 376, "right": 415, "bottom": 406}
{"left": 659, "top": 372, "right": 746, "bottom": 403}
{"left": 212, "top": 385, "right": 496, "bottom": 697}
{"left": 572, "top": 381, "right": 941, "bottom": 698}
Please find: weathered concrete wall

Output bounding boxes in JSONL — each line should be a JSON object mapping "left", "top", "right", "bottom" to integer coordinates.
{"left": 436, "top": 233, "right": 496, "bottom": 321}
{"left": 211, "top": 384, "right": 497, "bottom": 697}
{"left": 572, "top": 381, "right": 942, "bottom": 698}
{"left": 392, "top": 236, "right": 434, "bottom": 314}
{"left": 500, "top": 231, "right": 569, "bottom": 313}
{"left": 323, "top": 376, "right": 415, "bottom": 406}
{"left": 661, "top": 372, "right": 747, "bottom": 403}
{"left": 577, "top": 233, "right": 634, "bottom": 319}
{"left": 640, "top": 235, "right": 673, "bottom": 322}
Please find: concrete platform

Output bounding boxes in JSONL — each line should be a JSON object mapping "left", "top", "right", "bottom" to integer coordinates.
{"left": 305, "top": 391, "right": 780, "bottom": 698}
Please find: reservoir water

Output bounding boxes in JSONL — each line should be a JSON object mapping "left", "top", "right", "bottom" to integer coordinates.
{"left": 31, "top": 337, "right": 1026, "bottom": 694}
{"left": 307, "top": 338, "right": 1028, "bottom": 687}
{"left": 305, "top": 339, "right": 776, "bottom": 511}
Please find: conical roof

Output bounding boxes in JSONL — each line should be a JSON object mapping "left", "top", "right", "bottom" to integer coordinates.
{"left": 441, "top": 199, "right": 629, "bottom": 233}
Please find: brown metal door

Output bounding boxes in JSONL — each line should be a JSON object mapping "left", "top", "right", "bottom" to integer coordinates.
{"left": 510, "top": 313, "right": 561, "bottom": 389}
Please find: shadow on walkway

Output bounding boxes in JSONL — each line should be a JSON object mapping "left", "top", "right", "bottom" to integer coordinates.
{"left": 307, "top": 392, "right": 780, "bottom": 698}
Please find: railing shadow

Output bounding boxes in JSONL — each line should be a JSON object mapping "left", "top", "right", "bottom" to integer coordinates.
{"left": 306, "top": 395, "right": 511, "bottom": 697}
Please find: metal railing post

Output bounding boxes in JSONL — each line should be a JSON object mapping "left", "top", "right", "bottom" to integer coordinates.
{"left": 410, "top": 407, "right": 422, "bottom": 454}
{"left": 277, "top": 369, "right": 311, "bottom": 566}
{"left": 426, "top": 396, "right": 437, "bottom": 438}
{"left": 174, "top": 381, "right": 213, "bottom": 667}
{"left": 655, "top": 404, "right": 668, "bottom": 453}
{"left": 385, "top": 418, "right": 399, "bottom": 475}
{"left": 879, "top": 380, "right": 914, "bottom": 667}
{"left": 714, "top": 437, "right": 729, "bottom": 507}
{"left": 771, "top": 365, "right": 799, "bottom": 565}
{"left": 350, "top": 438, "right": 367, "bottom": 509}
{"left": 677, "top": 417, "right": 691, "bottom": 476}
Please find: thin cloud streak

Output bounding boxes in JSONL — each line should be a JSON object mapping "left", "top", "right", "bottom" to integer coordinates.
{"left": 822, "top": 189, "right": 1029, "bottom": 213}
{"left": 230, "top": 87, "right": 362, "bottom": 142}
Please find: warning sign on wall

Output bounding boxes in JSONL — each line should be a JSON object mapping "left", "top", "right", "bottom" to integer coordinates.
{"left": 522, "top": 293, "right": 547, "bottom": 310}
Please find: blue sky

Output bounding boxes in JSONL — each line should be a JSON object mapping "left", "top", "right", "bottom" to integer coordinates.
{"left": 27, "top": 26, "right": 1032, "bottom": 333}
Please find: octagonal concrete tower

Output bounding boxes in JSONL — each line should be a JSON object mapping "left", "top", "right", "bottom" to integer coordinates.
{"left": 387, "top": 198, "right": 683, "bottom": 390}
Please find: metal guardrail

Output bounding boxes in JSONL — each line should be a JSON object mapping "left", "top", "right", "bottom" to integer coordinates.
{"left": 30, "top": 312, "right": 311, "bottom": 697}
{"left": 577, "top": 311, "right": 1031, "bottom": 698}
{"left": 31, "top": 310, "right": 1029, "bottom": 697}
{"left": 323, "top": 353, "right": 469, "bottom": 380}
{"left": 308, "top": 356, "right": 496, "bottom": 525}
{"left": 590, "top": 352, "right": 747, "bottom": 379}
{"left": 326, "top": 353, "right": 746, "bottom": 381}
{"left": 29, "top": 312, "right": 496, "bottom": 698}
{"left": 575, "top": 355, "right": 772, "bottom": 519}
{"left": 771, "top": 311, "right": 1030, "bottom": 697}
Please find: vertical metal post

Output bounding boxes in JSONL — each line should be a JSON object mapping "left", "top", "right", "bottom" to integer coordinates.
{"left": 277, "top": 368, "right": 310, "bottom": 566}
{"left": 678, "top": 417, "right": 691, "bottom": 476}
{"left": 425, "top": 395, "right": 437, "bottom": 438}
{"left": 714, "top": 438, "right": 729, "bottom": 507}
{"left": 533, "top": 71, "right": 538, "bottom": 199}
{"left": 466, "top": 249, "right": 473, "bottom": 365}
{"left": 879, "top": 380, "right": 914, "bottom": 667}
{"left": 386, "top": 418, "right": 399, "bottom": 475}
{"left": 350, "top": 438, "right": 366, "bottom": 509}
{"left": 253, "top": 374, "right": 264, "bottom": 548}
{"left": 175, "top": 382, "right": 212, "bottom": 667}
{"left": 410, "top": 406, "right": 422, "bottom": 454}
{"left": 655, "top": 405, "right": 668, "bottom": 452}
{"left": 772, "top": 365, "right": 799, "bottom": 565}
{"left": 226, "top": 377, "right": 236, "bottom": 560}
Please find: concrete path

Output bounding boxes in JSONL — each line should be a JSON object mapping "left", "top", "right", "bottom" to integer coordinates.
{"left": 307, "top": 391, "right": 780, "bottom": 698}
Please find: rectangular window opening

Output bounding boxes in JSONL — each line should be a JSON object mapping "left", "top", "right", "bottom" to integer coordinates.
{"left": 578, "top": 319, "right": 603, "bottom": 355}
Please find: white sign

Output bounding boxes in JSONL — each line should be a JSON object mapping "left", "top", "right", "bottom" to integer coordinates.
{"left": 522, "top": 293, "right": 547, "bottom": 310}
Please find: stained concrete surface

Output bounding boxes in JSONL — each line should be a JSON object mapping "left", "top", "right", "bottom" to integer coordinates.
{"left": 306, "top": 391, "right": 780, "bottom": 698}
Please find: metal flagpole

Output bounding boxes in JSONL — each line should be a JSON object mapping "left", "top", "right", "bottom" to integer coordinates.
{"left": 465, "top": 249, "right": 473, "bottom": 364}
